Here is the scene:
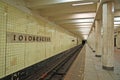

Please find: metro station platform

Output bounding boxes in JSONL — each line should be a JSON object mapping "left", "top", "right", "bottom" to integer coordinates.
{"left": 64, "top": 44, "right": 120, "bottom": 80}
{"left": 0, "top": 0, "right": 120, "bottom": 80}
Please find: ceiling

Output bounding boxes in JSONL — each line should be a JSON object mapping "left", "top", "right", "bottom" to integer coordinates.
{"left": 23, "top": 0, "right": 120, "bottom": 39}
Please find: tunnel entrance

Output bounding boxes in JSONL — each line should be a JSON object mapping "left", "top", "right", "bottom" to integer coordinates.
{"left": 82, "top": 40, "right": 86, "bottom": 45}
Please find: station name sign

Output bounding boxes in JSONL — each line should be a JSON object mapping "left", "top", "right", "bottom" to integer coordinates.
{"left": 7, "top": 32, "right": 51, "bottom": 43}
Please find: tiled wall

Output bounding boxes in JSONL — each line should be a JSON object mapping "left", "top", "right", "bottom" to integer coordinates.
{"left": 0, "top": 1, "right": 81, "bottom": 78}
{"left": 0, "top": 2, "right": 7, "bottom": 78}
{"left": 6, "top": 4, "right": 27, "bottom": 75}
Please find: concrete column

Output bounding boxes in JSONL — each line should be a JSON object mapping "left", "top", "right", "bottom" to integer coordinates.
{"left": 92, "top": 27, "right": 96, "bottom": 52}
{"left": 95, "top": 20, "right": 102, "bottom": 57}
{"left": 102, "top": 2, "right": 114, "bottom": 70}
{"left": 116, "top": 31, "right": 120, "bottom": 48}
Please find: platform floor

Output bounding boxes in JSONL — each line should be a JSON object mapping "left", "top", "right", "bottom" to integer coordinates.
{"left": 64, "top": 44, "right": 120, "bottom": 80}
{"left": 64, "top": 46, "right": 85, "bottom": 80}
{"left": 114, "top": 47, "right": 120, "bottom": 80}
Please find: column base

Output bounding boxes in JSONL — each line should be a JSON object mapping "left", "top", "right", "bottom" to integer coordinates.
{"left": 95, "top": 55, "right": 101, "bottom": 57}
{"left": 102, "top": 66, "right": 114, "bottom": 71}
{"left": 93, "top": 50, "right": 96, "bottom": 52}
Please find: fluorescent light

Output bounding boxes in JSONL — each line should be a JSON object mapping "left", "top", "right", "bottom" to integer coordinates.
{"left": 74, "top": 28, "right": 90, "bottom": 32}
{"left": 58, "top": 18, "right": 94, "bottom": 24}
{"left": 114, "top": 22, "right": 120, "bottom": 25}
{"left": 79, "top": 29, "right": 90, "bottom": 31}
{"left": 75, "top": 26, "right": 91, "bottom": 28}
{"left": 77, "top": 31, "right": 89, "bottom": 34}
{"left": 83, "top": 35, "right": 88, "bottom": 39}
{"left": 114, "top": 25, "right": 120, "bottom": 27}
{"left": 79, "top": 31, "right": 90, "bottom": 32}
{"left": 48, "top": 30, "right": 55, "bottom": 32}
{"left": 114, "top": 24, "right": 120, "bottom": 29}
{"left": 79, "top": 27, "right": 90, "bottom": 30}
{"left": 73, "top": 30, "right": 90, "bottom": 32}
{"left": 80, "top": 32, "right": 89, "bottom": 34}
{"left": 70, "top": 19, "right": 94, "bottom": 23}
{"left": 78, "top": 27, "right": 91, "bottom": 30}
{"left": 114, "top": 17, "right": 120, "bottom": 21}
{"left": 81, "top": 33, "right": 89, "bottom": 35}
{"left": 72, "top": 2, "right": 94, "bottom": 6}
{"left": 71, "top": 13, "right": 96, "bottom": 19}
{"left": 75, "top": 23, "right": 92, "bottom": 25}
{"left": 78, "top": 30, "right": 90, "bottom": 32}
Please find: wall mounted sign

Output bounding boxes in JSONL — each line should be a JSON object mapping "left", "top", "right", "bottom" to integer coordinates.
{"left": 7, "top": 32, "right": 51, "bottom": 43}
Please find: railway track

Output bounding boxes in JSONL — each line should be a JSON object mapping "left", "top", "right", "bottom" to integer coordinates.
{"left": 42, "top": 47, "right": 81, "bottom": 80}
{"left": 24, "top": 45, "right": 82, "bottom": 80}
{"left": 1, "top": 45, "right": 82, "bottom": 80}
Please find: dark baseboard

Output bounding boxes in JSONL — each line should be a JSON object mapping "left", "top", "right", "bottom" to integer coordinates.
{"left": 93, "top": 50, "right": 96, "bottom": 52}
{"left": 102, "top": 66, "right": 114, "bottom": 71}
{"left": 95, "top": 55, "right": 101, "bottom": 57}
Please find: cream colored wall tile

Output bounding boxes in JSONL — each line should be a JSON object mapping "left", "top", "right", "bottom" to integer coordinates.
{"left": 0, "top": 0, "right": 80, "bottom": 78}
{"left": 0, "top": 1, "right": 6, "bottom": 78}
{"left": 6, "top": 54, "right": 24, "bottom": 75}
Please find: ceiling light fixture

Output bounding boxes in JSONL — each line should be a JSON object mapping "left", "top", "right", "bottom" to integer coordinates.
{"left": 114, "top": 22, "right": 120, "bottom": 25}
{"left": 75, "top": 23, "right": 92, "bottom": 25}
{"left": 114, "top": 17, "right": 120, "bottom": 21}
{"left": 114, "top": 25, "right": 120, "bottom": 29}
{"left": 74, "top": 25, "right": 91, "bottom": 28}
{"left": 72, "top": 2, "right": 94, "bottom": 6}
{"left": 80, "top": 27, "right": 91, "bottom": 29}
{"left": 114, "top": 24, "right": 120, "bottom": 27}
{"left": 72, "top": 13, "right": 96, "bottom": 18}
{"left": 83, "top": 35, "right": 88, "bottom": 39}
{"left": 71, "top": 18, "right": 94, "bottom": 23}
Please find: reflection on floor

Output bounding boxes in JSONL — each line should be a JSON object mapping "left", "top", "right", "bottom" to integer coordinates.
{"left": 64, "top": 44, "right": 120, "bottom": 80}
{"left": 84, "top": 44, "right": 120, "bottom": 80}
{"left": 114, "top": 47, "right": 120, "bottom": 80}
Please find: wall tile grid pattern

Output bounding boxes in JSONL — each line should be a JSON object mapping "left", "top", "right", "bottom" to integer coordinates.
{"left": 0, "top": 1, "right": 78, "bottom": 78}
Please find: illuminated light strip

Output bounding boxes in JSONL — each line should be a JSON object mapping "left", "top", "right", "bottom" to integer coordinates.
{"left": 114, "top": 17, "right": 120, "bottom": 21}
{"left": 72, "top": 2, "right": 94, "bottom": 6}
{"left": 68, "top": 19, "right": 94, "bottom": 23}
{"left": 114, "top": 24, "right": 120, "bottom": 29}
{"left": 114, "top": 22, "right": 120, "bottom": 25}
{"left": 74, "top": 26, "right": 91, "bottom": 28}
{"left": 83, "top": 35, "right": 88, "bottom": 39}
{"left": 114, "top": 25, "right": 120, "bottom": 27}
{"left": 74, "top": 23, "right": 92, "bottom": 25}
{"left": 58, "top": 18, "right": 94, "bottom": 24}
{"left": 71, "top": 13, "right": 96, "bottom": 18}
{"left": 73, "top": 28, "right": 90, "bottom": 31}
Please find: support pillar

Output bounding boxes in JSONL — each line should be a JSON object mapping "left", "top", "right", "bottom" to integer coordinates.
{"left": 95, "top": 20, "right": 102, "bottom": 57}
{"left": 102, "top": 2, "right": 114, "bottom": 70}
{"left": 116, "top": 31, "right": 120, "bottom": 49}
{"left": 92, "top": 27, "right": 96, "bottom": 52}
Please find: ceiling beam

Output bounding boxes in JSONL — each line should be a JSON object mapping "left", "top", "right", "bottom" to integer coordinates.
{"left": 38, "top": 4, "right": 97, "bottom": 16}
{"left": 48, "top": 13, "right": 95, "bottom": 21}
{"left": 64, "top": 26, "right": 91, "bottom": 29}
{"left": 61, "top": 23, "right": 92, "bottom": 27}
{"left": 25, "top": 0, "right": 99, "bottom": 9}
{"left": 61, "top": 27, "right": 83, "bottom": 38}
{"left": 66, "top": 28, "right": 90, "bottom": 30}
{"left": 57, "top": 22, "right": 93, "bottom": 25}
{"left": 63, "top": 26, "right": 91, "bottom": 29}
{"left": 114, "top": 0, "right": 120, "bottom": 10}
{"left": 55, "top": 18, "right": 94, "bottom": 24}
{"left": 114, "top": 10, "right": 120, "bottom": 17}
